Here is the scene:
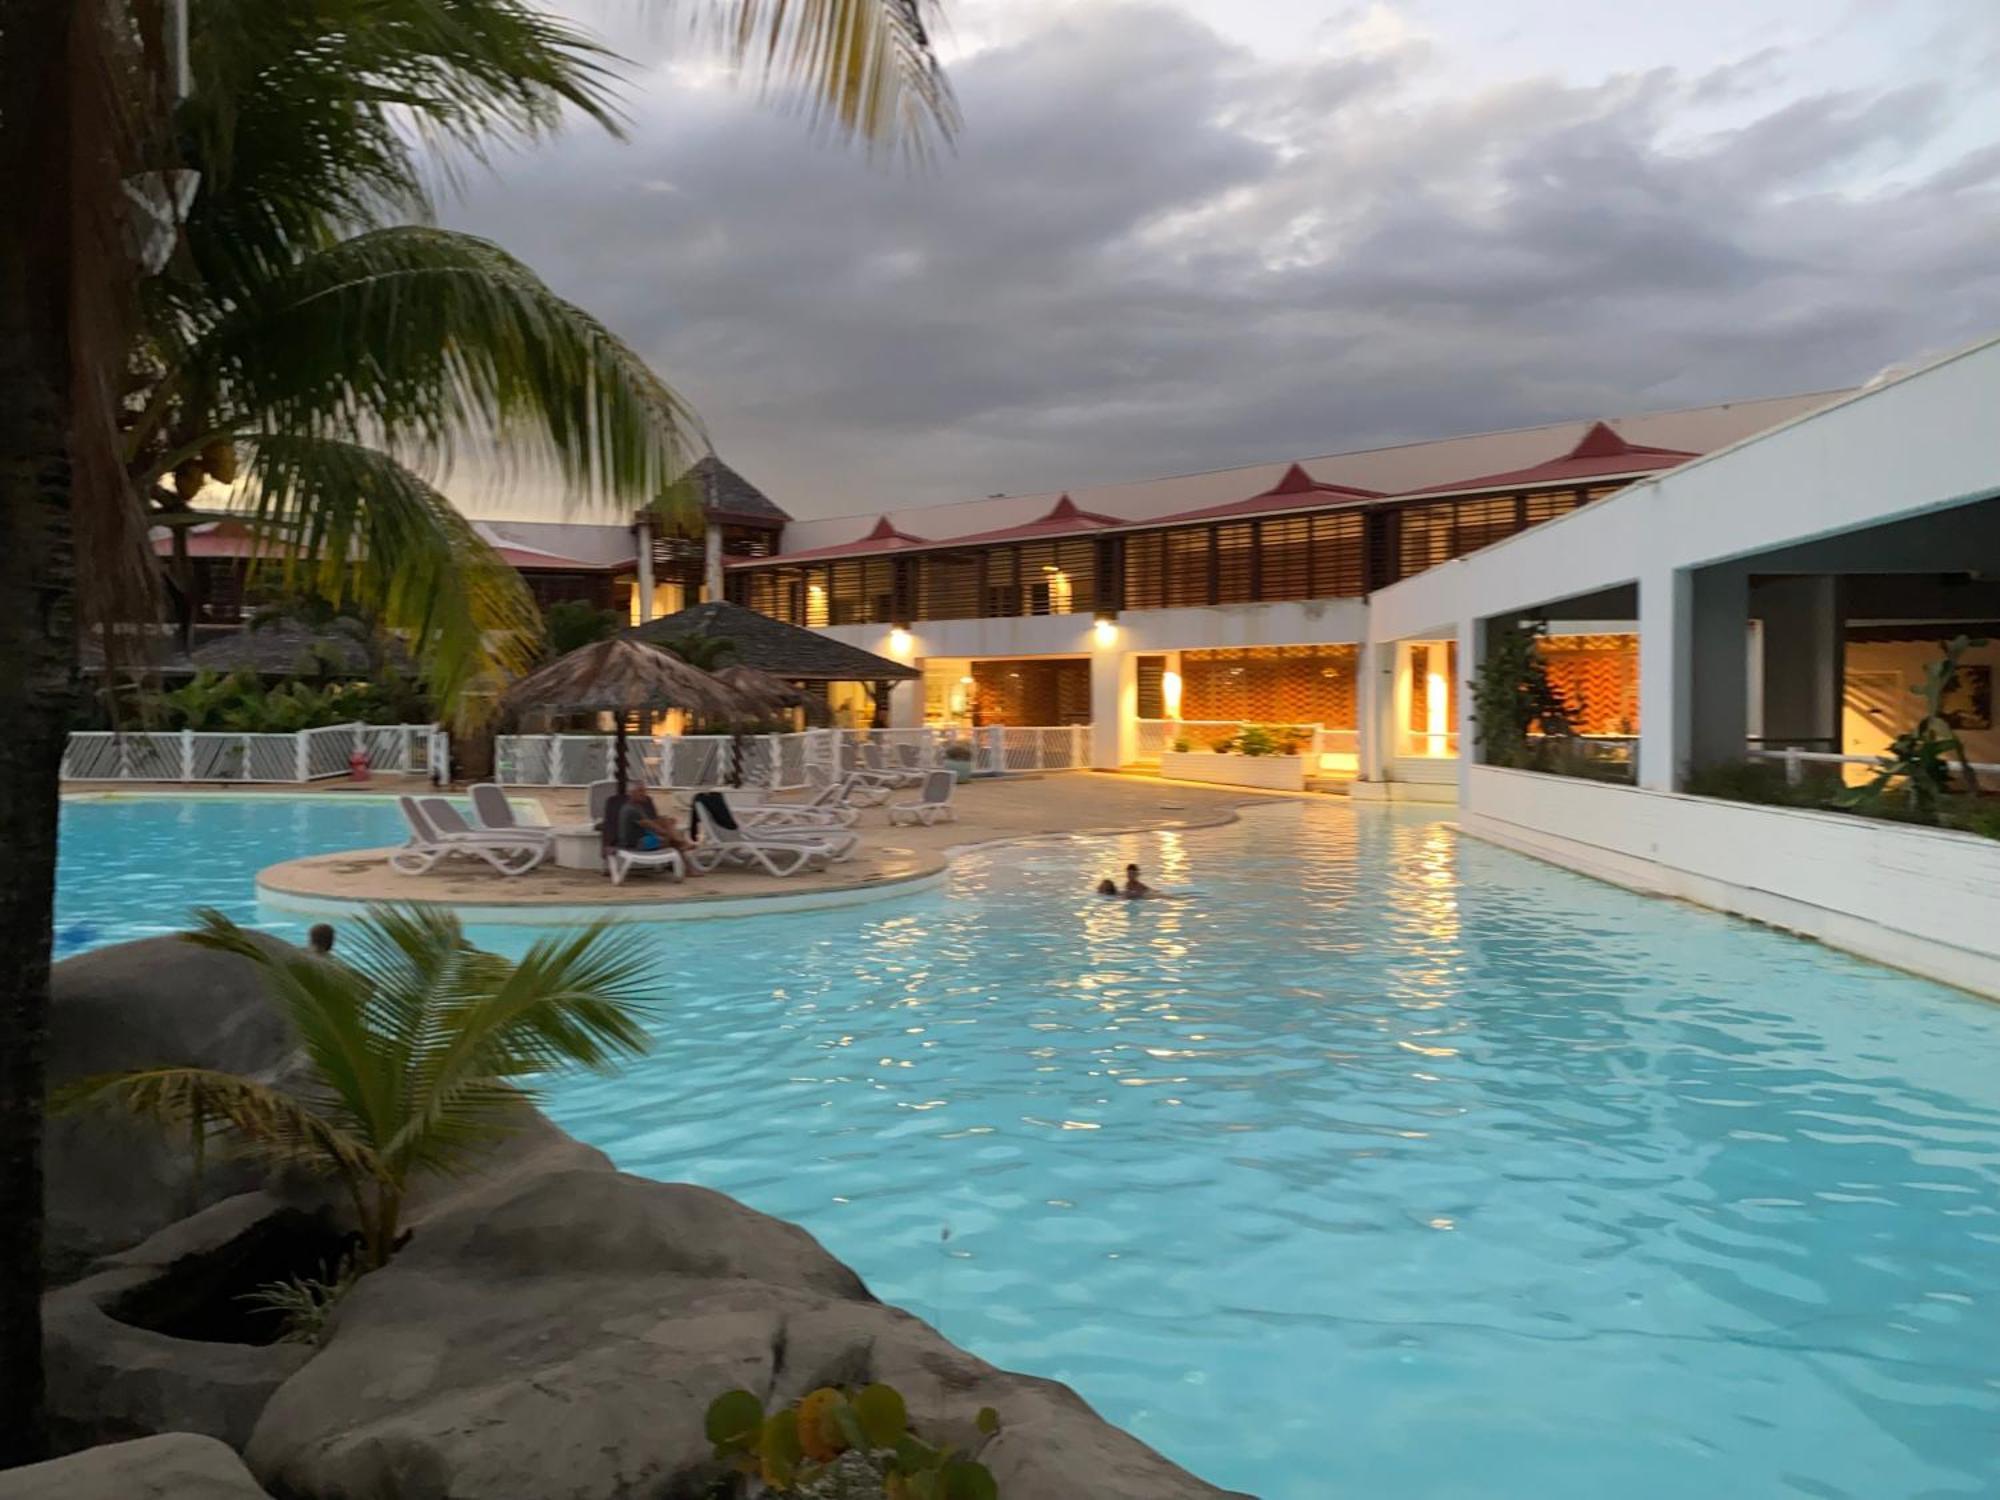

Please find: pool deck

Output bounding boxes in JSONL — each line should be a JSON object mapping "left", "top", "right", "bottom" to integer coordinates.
{"left": 249, "top": 774, "right": 1304, "bottom": 921}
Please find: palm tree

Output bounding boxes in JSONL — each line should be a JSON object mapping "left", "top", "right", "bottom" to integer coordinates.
{"left": 61, "top": 907, "right": 660, "bottom": 1269}
{"left": 1, "top": 0, "right": 954, "bottom": 1463}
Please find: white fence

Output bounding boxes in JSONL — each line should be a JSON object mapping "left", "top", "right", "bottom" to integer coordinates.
{"left": 63, "top": 724, "right": 444, "bottom": 783}
{"left": 494, "top": 725, "right": 1093, "bottom": 788}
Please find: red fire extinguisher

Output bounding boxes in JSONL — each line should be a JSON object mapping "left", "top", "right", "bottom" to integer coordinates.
{"left": 348, "top": 747, "right": 371, "bottom": 781}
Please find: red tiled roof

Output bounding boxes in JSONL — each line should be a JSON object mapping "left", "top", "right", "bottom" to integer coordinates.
{"left": 1400, "top": 422, "right": 1698, "bottom": 497}
{"left": 1147, "top": 463, "right": 1382, "bottom": 525}
{"left": 938, "top": 495, "right": 1125, "bottom": 546}
{"left": 151, "top": 521, "right": 284, "bottom": 559}
{"left": 731, "top": 515, "right": 930, "bottom": 567}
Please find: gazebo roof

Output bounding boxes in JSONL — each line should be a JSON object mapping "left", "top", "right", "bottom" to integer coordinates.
{"left": 627, "top": 599, "right": 919, "bottom": 681}
{"left": 681, "top": 455, "right": 791, "bottom": 526}
{"left": 1401, "top": 422, "right": 1698, "bottom": 498}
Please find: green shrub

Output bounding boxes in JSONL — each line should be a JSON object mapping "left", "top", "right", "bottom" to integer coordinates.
{"left": 1169, "top": 736, "right": 1191, "bottom": 755}
{"left": 705, "top": 1384, "right": 1000, "bottom": 1498}
{"left": 1235, "top": 726, "right": 1279, "bottom": 757}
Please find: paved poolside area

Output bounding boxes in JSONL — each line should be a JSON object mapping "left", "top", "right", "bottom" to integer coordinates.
{"left": 249, "top": 773, "right": 1301, "bottom": 914}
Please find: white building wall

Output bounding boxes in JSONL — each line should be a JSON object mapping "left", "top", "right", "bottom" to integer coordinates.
{"left": 818, "top": 599, "right": 1369, "bottom": 767}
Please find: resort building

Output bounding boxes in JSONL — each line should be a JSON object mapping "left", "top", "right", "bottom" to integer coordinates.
{"left": 716, "top": 389, "right": 1846, "bottom": 782}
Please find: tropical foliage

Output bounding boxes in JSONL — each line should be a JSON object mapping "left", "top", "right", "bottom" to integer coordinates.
{"left": 544, "top": 599, "right": 626, "bottom": 658}
{"left": 705, "top": 1383, "right": 1000, "bottom": 1498}
{"left": 143, "top": 668, "right": 430, "bottom": 733}
{"left": 133, "top": 0, "right": 707, "bottom": 722}
{"left": 1471, "top": 620, "right": 1580, "bottom": 769}
{"left": 1836, "top": 635, "right": 1987, "bottom": 822}
{"left": 58, "top": 907, "right": 659, "bottom": 1267}
{"left": 655, "top": 631, "right": 742, "bottom": 671}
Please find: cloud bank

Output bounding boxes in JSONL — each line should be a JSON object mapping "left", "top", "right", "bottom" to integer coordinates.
{"left": 443, "top": 1, "right": 2000, "bottom": 517}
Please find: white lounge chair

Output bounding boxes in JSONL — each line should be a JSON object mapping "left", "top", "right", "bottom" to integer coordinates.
{"left": 888, "top": 769, "right": 957, "bottom": 826}
{"left": 586, "top": 779, "right": 620, "bottom": 823}
{"left": 467, "top": 784, "right": 555, "bottom": 858}
{"left": 861, "top": 743, "right": 924, "bottom": 789}
{"left": 735, "top": 776, "right": 866, "bottom": 829}
{"left": 688, "top": 793, "right": 843, "bottom": 876}
{"left": 389, "top": 797, "right": 546, "bottom": 876}
{"left": 606, "top": 844, "right": 685, "bottom": 885}
{"left": 712, "top": 792, "right": 860, "bottom": 861}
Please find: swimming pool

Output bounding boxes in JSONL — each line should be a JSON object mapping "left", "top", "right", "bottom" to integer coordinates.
{"left": 54, "top": 795, "right": 2000, "bottom": 1498}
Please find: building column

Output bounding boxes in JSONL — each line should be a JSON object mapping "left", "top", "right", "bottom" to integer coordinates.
{"left": 1357, "top": 640, "right": 1393, "bottom": 782}
{"left": 1636, "top": 562, "right": 1688, "bottom": 791}
{"left": 887, "top": 678, "right": 923, "bottom": 728}
{"left": 1455, "top": 616, "right": 1483, "bottom": 803}
{"left": 634, "top": 515, "right": 656, "bottom": 624}
{"left": 1639, "top": 561, "right": 1750, "bottom": 790}
{"left": 1090, "top": 647, "right": 1136, "bottom": 769}
{"left": 1688, "top": 565, "right": 1750, "bottom": 776}
{"left": 1755, "top": 575, "right": 1844, "bottom": 749}
{"left": 703, "top": 522, "right": 725, "bottom": 602}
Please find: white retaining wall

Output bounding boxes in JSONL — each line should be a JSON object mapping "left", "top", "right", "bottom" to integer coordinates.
{"left": 1462, "top": 765, "right": 2000, "bottom": 998}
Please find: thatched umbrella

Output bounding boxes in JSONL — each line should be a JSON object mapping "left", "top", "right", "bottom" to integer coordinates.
{"left": 711, "top": 664, "right": 805, "bottom": 714}
{"left": 502, "top": 637, "right": 753, "bottom": 786}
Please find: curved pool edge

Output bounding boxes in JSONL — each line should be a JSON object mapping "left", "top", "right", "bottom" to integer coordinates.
{"left": 254, "top": 799, "right": 1272, "bottom": 927}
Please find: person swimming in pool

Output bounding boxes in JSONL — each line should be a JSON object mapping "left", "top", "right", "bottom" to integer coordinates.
{"left": 1123, "top": 863, "right": 1155, "bottom": 898}
{"left": 1096, "top": 878, "right": 1119, "bottom": 896}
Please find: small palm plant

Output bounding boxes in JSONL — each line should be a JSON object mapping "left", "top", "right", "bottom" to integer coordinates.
{"left": 60, "top": 906, "right": 659, "bottom": 1268}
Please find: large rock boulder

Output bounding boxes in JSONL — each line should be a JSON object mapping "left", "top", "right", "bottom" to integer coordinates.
{"left": 44, "top": 1194, "right": 320, "bottom": 1453}
{"left": 244, "top": 1159, "right": 1249, "bottom": 1500}
{"left": 0, "top": 1433, "right": 270, "bottom": 1499}
{"left": 43, "top": 933, "right": 305, "bottom": 1282}
{"left": 43, "top": 937, "right": 1248, "bottom": 1499}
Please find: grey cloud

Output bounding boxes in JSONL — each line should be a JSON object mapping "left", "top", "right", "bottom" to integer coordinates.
{"left": 442, "top": 1, "right": 2000, "bottom": 517}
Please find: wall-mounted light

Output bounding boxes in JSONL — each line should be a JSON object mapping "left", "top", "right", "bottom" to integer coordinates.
{"left": 1092, "top": 609, "right": 1118, "bottom": 647}
{"left": 888, "top": 624, "right": 913, "bottom": 655}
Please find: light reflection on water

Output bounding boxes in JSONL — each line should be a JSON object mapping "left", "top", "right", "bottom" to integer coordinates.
{"left": 54, "top": 796, "right": 2000, "bottom": 1500}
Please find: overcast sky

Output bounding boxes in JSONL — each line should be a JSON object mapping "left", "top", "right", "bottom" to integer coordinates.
{"left": 443, "top": 0, "right": 2000, "bottom": 520}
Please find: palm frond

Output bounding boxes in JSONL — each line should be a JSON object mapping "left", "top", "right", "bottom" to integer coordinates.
{"left": 176, "top": 0, "right": 627, "bottom": 297}
{"left": 725, "top": 0, "right": 959, "bottom": 159}
{"left": 229, "top": 436, "right": 543, "bottom": 722}
{"left": 183, "top": 909, "right": 400, "bottom": 1152}
{"left": 53, "top": 1067, "right": 380, "bottom": 1184}
{"left": 164, "top": 226, "right": 702, "bottom": 511}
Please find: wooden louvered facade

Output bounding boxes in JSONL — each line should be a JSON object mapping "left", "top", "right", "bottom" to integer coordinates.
{"left": 728, "top": 485, "right": 1631, "bottom": 626}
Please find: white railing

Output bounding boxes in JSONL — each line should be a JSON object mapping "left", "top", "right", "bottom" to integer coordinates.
{"left": 62, "top": 723, "right": 440, "bottom": 783}
{"left": 494, "top": 725, "right": 1094, "bottom": 786}
{"left": 1747, "top": 746, "right": 2000, "bottom": 785}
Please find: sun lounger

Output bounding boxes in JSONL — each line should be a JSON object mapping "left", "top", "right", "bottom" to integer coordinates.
{"left": 467, "top": 784, "right": 555, "bottom": 857}
{"left": 689, "top": 793, "right": 845, "bottom": 876}
{"left": 606, "top": 845, "right": 685, "bottom": 885}
{"left": 887, "top": 769, "right": 957, "bottom": 826}
{"left": 734, "top": 776, "right": 866, "bottom": 829}
{"left": 860, "top": 743, "right": 924, "bottom": 788}
{"left": 586, "top": 779, "right": 619, "bottom": 823}
{"left": 389, "top": 796, "right": 547, "bottom": 876}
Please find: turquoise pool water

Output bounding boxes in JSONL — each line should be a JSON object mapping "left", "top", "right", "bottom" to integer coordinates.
{"left": 55, "top": 796, "right": 2000, "bottom": 1498}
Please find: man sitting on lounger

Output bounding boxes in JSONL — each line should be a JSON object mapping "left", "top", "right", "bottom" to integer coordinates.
{"left": 615, "top": 782, "right": 704, "bottom": 875}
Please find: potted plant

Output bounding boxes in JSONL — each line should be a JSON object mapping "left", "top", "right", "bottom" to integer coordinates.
{"left": 941, "top": 739, "right": 976, "bottom": 782}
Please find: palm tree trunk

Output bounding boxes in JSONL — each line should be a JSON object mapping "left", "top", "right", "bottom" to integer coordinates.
{"left": 0, "top": 0, "right": 81, "bottom": 1464}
